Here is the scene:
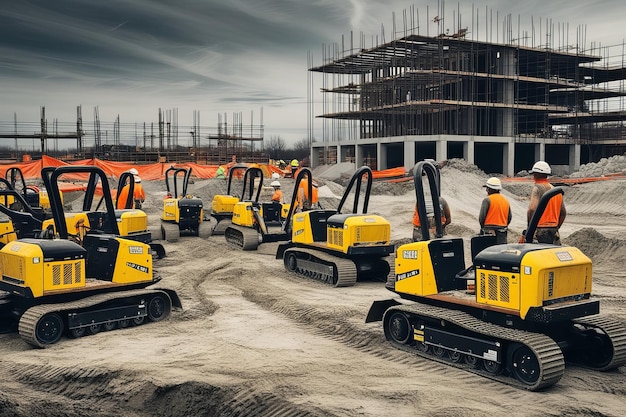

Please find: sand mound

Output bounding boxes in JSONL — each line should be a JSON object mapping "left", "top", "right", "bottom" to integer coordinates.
{"left": 563, "top": 227, "right": 626, "bottom": 263}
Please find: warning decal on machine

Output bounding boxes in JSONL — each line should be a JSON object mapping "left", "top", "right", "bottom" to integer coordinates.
{"left": 126, "top": 262, "right": 149, "bottom": 274}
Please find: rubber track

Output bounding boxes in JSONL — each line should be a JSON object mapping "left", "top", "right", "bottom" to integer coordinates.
{"left": 18, "top": 289, "right": 170, "bottom": 348}
{"left": 285, "top": 248, "right": 357, "bottom": 287}
{"left": 161, "top": 222, "right": 180, "bottom": 242}
{"left": 211, "top": 218, "right": 231, "bottom": 235}
{"left": 572, "top": 315, "right": 626, "bottom": 371}
{"left": 386, "top": 303, "right": 565, "bottom": 391}
{"left": 225, "top": 226, "right": 259, "bottom": 250}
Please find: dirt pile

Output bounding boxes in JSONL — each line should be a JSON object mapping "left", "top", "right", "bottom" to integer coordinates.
{"left": 570, "top": 154, "right": 626, "bottom": 178}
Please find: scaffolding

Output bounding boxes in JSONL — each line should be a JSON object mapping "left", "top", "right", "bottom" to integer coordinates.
{"left": 0, "top": 106, "right": 265, "bottom": 164}
{"left": 308, "top": 3, "right": 626, "bottom": 161}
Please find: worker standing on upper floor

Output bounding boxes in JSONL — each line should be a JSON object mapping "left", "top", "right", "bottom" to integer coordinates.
{"left": 478, "top": 177, "right": 512, "bottom": 244}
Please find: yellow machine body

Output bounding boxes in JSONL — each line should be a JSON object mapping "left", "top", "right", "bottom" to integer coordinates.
{"left": 231, "top": 201, "right": 255, "bottom": 227}
{"left": 116, "top": 210, "right": 150, "bottom": 236}
{"left": 0, "top": 237, "right": 152, "bottom": 298}
{"left": 231, "top": 201, "right": 290, "bottom": 227}
{"left": 291, "top": 212, "right": 391, "bottom": 254}
{"left": 474, "top": 246, "right": 592, "bottom": 319}
{"left": 211, "top": 195, "right": 239, "bottom": 215}
{"left": 39, "top": 190, "right": 62, "bottom": 210}
{"left": 162, "top": 197, "right": 180, "bottom": 222}
{"left": 42, "top": 210, "right": 149, "bottom": 239}
{"left": 394, "top": 239, "right": 593, "bottom": 320}
{"left": 162, "top": 196, "right": 204, "bottom": 225}
{"left": 394, "top": 240, "right": 439, "bottom": 296}
{"left": 0, "top": 218, "right": 16, "bottom": 245}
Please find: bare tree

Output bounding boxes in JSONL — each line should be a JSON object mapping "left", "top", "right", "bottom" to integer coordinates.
{"left": 264, "top": 136, "right": 286, "bottom": 160}
{"left": 289, "top": 138, "right": 311, "bottom": 166}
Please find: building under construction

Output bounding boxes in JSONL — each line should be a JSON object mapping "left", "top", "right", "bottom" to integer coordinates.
{"left": 308, "top": 6, "right": 626, "bottom": 175}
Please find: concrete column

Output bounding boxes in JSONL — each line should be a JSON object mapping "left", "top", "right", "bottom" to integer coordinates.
{"left": 535, "top": 143, "right": 545, "bottom": 162}
{"left": 503, "top": 141, "right": 515, "bottom": 176}
{"left": 378, "top": 142, "right": 386, "bottom": 170}
{"left": 336, "top": 144, "right": 342, "bottom": 163}
{"left": 355, "top": 144, "right": 364, "bottom": 167}
{"left": 404, "top": 141, "right": 416, "bottom": 171}
{"left": 436, "top": 138, "right": 447, "bottom": 162}
{"left": 463, "top": 139, "right": 475, "bottom": 166}
{"left": 569, "top": 144, "right": 581, "bottom": 173}
{"left": 310, "top": 146, "right": 322, "bottom": 168}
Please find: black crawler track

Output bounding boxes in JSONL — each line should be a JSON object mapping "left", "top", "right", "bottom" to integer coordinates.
{"left": 18, "top": 289, "right": 172, "bottom": 348}
{"left": 383, "top": 303, "right": 566, "bottom": 391}
{"left": 283, "top": 248, "right": 357, "bottom": 287}
{"left": 224, "top": 225, "right": 260, "bottom": 250}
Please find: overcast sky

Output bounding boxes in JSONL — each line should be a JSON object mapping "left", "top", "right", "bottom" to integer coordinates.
{"left": 1, "top": 1, "right": 624, "bottom": 148}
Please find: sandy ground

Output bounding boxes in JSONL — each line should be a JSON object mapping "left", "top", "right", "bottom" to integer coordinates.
{"left": 1, "top": 160, "right": 625, "bottom": 417}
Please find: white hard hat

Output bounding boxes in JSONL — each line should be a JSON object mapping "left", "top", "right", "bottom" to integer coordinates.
{"left": 271, "top": 181, "right": 281, "bottom": 187}
{"left": 271, "top": 172, "right": 280, "bottom": 179}
{"left": 530, "top": 161, "right": 551, "bottom": 175}
{"left": 129, "top": 168, "right": 139, "bottom": 176}
{"left": 484, "top": 177, "right": 502, "bottom": 190}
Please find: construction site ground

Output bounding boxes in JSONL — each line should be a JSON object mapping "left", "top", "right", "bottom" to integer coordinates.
{"left": 0, "top": 159, "right": 625, "bottom": 416}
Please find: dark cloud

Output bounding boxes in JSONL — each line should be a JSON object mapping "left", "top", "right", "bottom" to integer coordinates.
{"left": 0, "top": 1, "right": 623, "bottom": 145}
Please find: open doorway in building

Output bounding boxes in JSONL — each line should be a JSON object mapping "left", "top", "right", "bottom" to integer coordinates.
{"left": 514, "top": 143, "right": 535, "bottom": 174}
{"left": 361, "top": 144, "right": 378, "bottom": 170}
{"left": 447, "top": 141, "right": 464, "bottom": 159}
{"left": 385, "top": 143, "right": 404, "bottom": 169}
{"left": 414, "top": 142, "right": 436, "bottom": 162}
{"left": 475, "top": 143, "right": 504, "bottom": 174}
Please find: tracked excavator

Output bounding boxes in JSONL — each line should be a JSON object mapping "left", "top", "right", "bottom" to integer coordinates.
{"left": 209, "top": 164, "right": 249, "bottom": 235}
{"left": 0, "top": 165, "right": 181, "bottom": 348}
{"left": 0, "top": 184, "right": 47, "bottom": 247}
{"left": 276, "top": 166, "right": 394, "bottom": 287}
{"left": 37, "top": 167, "right": 166, "bottom": 259}
{"left": 161, "top": 166, "right": 209, "bottom": 242}
{"left": 5, "top": 166, "right": 59, "bottom": 219}
{"left": 224, "top": 167, "right": 305, "bottom": 250}
{"left": 366, "top": 160, "right": 626, "bottom": 390}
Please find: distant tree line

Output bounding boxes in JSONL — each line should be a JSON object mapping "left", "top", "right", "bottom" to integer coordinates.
{"left": 264, "top": 136, "right": 313, "bottom": 165}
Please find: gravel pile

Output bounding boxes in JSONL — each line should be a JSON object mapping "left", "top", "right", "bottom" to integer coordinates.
{"left": 569, "top": 154, "right": 626, "bottom": 178}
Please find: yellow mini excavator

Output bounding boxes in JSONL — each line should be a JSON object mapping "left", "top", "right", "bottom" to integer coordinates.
{"left": 366, "top": 160, "right": 626, "bottom": 390}
{"left": 161, "top": 166, "right": 209, "bottom": 242}
{"left": 276, "top": 166, "right": 394, "bottom": 287}
{"left": 37, "top": 167, "right": 166, "bottom": 259}
{"left": 224, "top": 167, "right": 303, "bottom": 250}
{"left": 5, "top": 166, "right": 59, "bottom": 219}
{"left": 0, "top": 165, "right": 181, "bottom": 348}
{"left": 209, "top": 164, "right": 249, "bottom": 235}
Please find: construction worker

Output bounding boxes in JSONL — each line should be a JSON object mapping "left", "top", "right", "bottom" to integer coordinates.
{"left": 526, "top": 161, "right": 566, "bottom": 244}
{"left": 117, "top": 168, "right": 146, "bottom": 210}
{"left": 130, "top": 168, "right": 146, "bottom": 209}
{"left": 478, "top": 177, "right": 512, "bottom": 244}
{"left": 412, "top": 196, "right": 451, "bottom": 241}
{"left": 270, "top": 181, "right": 283, "bottom": 203}
{"left": 297, "top": 178, "right": 319, "bottom": 211}
{"left": 216, "top": 165, "right": 226, "bottom": 179}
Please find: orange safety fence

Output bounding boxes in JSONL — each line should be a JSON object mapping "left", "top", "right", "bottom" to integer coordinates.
{"left": 502, "top": 175, "right": 626, "bottom": 185}
{"left": 372, "top": 167, "right": 407, "bottom": 180}
{"left": 0, "top": 156, "right": 291, "bottom": 182}
{"left": 2, "top": 157, "right": 424, "bottom": 186}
